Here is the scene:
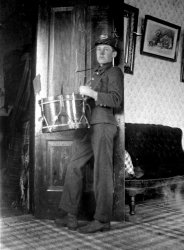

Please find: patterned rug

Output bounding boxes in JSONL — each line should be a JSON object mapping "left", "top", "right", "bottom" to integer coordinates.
{"left": 1, "top": 196, "right": 184, "bottom": 250}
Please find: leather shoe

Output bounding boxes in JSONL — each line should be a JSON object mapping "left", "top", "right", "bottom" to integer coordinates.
{"left": 55, "top": 213, "right": 78, "bottom": 230}
{"left": 55, "top": 215, "right": 68, "bottom": 227}
{"left": 78, "top": 220, "right": 110, "bottom": 234}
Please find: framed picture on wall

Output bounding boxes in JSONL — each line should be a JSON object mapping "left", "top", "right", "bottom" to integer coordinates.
{"left": 141, "top": 15, "right": 181, "bottom": 62}
{"left": 124, "top": 4, "right": 139, "bottom": 74}
{"left": 180, "top": 35, "right": 184, "bottom": 82}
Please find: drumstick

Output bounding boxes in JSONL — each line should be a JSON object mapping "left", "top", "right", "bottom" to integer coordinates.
{"left": 79, "top": 78, "right": 88, "bottom": 101}
{"left": 61, "top": 85, "right": 63, "bottom": 95}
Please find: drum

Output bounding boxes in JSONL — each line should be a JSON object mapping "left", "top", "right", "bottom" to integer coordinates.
{"left": 39, "top": 93, "right": 90, "bottom": 133}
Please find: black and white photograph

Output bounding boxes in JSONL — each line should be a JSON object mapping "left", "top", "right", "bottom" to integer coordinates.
{"left": 141, "top": 15, "right": 181, "bottom": 61}
{"left": 0, "top": 0, "right": 184, "bottom": 249}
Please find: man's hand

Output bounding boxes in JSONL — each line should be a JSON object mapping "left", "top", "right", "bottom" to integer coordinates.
{"left": 79, "top": 86, "right": 98, "bottom": 101}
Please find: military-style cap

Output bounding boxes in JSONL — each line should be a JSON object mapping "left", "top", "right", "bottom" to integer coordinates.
{"left": 95, "top": 34, "right": 118, "bottom": 50}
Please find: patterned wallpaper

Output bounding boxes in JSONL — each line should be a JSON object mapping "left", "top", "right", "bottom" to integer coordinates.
{"left": 123, "top": 0, "right": 184, "bottom": 147}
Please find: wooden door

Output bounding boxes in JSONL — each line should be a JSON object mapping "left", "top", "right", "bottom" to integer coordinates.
{"left": 34, "top": 0, "right": 124, "bottom": 220}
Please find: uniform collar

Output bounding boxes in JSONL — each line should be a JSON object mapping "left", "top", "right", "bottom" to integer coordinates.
{"left": 94, "top": 62, "right": 113, "bottom": 75}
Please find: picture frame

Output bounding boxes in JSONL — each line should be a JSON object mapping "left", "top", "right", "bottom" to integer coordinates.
{"left": 141, "top": 15, "right": 181, "bottom": 62}
{"left": 180, "top": 35, "right": 184, "bottom": 82}
{"left": 124, "top": 4, "right": 139, "bottom": 74}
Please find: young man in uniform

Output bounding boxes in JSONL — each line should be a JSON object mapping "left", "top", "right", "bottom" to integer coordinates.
{"left": 55, "top": 34, "right": 123, "bottom": 233}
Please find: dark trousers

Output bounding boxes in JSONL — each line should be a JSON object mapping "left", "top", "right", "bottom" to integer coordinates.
{"left": 59, "top": 123, "right": 117, "bottom": 222}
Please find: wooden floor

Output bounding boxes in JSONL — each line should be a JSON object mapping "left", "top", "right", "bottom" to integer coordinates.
{"left": 1, "top": 194, "right": 184, "bottom": 250}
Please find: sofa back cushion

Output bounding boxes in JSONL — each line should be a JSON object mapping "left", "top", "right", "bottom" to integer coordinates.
{"left": 125, "top": 123, "right": 184, "bottom": 178}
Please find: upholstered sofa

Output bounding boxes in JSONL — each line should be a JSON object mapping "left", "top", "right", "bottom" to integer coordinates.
{"left": 125, "top": 123, "right": 184, "bottom": 215}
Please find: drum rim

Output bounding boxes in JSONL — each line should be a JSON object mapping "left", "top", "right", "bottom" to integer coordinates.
{"left": 63, "top": 93, "right": 83, "bottom": 100}
{"left": 41, "top": 95, "right": 62, "bottom": 102}
{"left": 41, "top": 93, "right": 83, "bottom": 102}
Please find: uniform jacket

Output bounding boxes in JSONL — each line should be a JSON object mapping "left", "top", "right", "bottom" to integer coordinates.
{"left": 87, "top": 62, "right": 123, "bottom": 125}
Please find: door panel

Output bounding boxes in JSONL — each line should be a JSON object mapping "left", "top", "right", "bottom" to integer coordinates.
{"left": 48, "top": 6, "right": 86, "bottom": 96}
{"left": 35, "top": 0, "right": 124, "bottom": 220}
{"left": 47, "top": 140, "right": 72, "bottom": 191}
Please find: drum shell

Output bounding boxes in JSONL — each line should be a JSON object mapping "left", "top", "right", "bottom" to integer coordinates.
{"left": 39, "top": 94, "right": 89, "bottom": 132}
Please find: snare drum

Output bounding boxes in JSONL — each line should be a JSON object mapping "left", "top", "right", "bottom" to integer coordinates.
{"left": 39, "top": 93, "right": 90, "bottom": 133}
